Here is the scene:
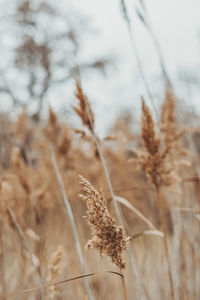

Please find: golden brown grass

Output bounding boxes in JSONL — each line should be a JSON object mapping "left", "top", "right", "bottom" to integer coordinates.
{"left": 0, "top": 86, "right": 199, "bottom": 300}
{"left": 46, "top": 245, "right": 65, "bottom": 299}
{"left": 79, "top": 175, "right": 129, "bottom": 270}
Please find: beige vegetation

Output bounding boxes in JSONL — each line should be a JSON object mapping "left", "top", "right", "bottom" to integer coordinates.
{"left": 0, "top": 81, "right": 200, "bottom": 300}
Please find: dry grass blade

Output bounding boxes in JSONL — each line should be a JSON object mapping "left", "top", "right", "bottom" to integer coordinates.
{"left": 5, "top": 207, "right": 45, "bottom": 299}
{"left": 20, "top": 271, "right": 123, "bottom": 294}
{"left": 173, "top": 207, "right": 200, "bottom": 213}
{"left": 119, "top": 0, "right": 158, "bottom": 118}
{"left": 196, "top": 214, "right": 200, "bottom": 221}
{"left": 131, "top": 230, "right": 164, "bottom": 240}
{"left": 105, "top": 185, "right": 154, "bottom": 192}
{"left": 50, "top": 145, "right": 95, "bottom": 300}
{"left": 114, "top": 196, "right": 156, "bottom": 230}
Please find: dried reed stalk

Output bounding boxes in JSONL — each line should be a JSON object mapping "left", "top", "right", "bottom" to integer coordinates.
{"left": 141, "top": 100, "right": 175, "bottom": 300}
{"left": 131, "top": 230, "right": 164, "bottom": 240}
{"left": 0, "top": 223, "right": 6, "bottom": 300}
{"left": 136, "top": 0, "right": 171, "bottom": 86}
{"left": 74, "top": 78, "right": 144, "bottom": 298}
{"left": 114, "top": 195, "right": 156, "bottom": 230}
{"left": 73, "top": 79, "right": 124, "bottom": 227}
{"left": 156, "top": 189, "right": 175, "bottom": 300}
{"left": 50, "top": 145, "right": 95, "bottom": 300}
{"left": 79, "top": 175, "right": 129, "bottom": 300}
{"left": 120, "top": 0, "right": 158, "bottom": 119}
{"left": 6, "top": 206, "right": 45, "bottom": 300}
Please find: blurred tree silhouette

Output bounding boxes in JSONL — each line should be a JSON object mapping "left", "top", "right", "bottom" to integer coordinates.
{"left": 0, "top": 0, "right": 109, "bottom": 120}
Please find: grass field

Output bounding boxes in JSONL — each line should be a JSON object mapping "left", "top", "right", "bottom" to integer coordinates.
{"left": 0, "top": 80, "right": 199, "bottom": 300}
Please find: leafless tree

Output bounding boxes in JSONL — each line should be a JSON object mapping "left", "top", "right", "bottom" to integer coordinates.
{"left": 0, "top": 0, "right": 109, "bottom": 119}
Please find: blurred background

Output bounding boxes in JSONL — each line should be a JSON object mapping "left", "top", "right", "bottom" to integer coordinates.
{"left": 0, "top": 0, "right": 200, "bottom": 132}
{"left": 0, "top": 2, "right": 200, "bottom": 299}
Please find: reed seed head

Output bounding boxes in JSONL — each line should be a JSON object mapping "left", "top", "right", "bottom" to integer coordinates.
{"left": 141, "top": 99, "right": 160, "bottom": 156}
{"left": 79, "top": 175, "right": 130, "bottom": 270}
{"left": 47, "top": 245, "right": 65, "bottom": 299}
{"left": 140, "top": 99, "right": 175, "bottom": 188}
{"left": 73, "top": 79, "right": 95, "bottom": 133}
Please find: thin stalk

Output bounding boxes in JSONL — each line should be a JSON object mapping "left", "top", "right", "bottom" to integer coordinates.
{"left": 50, "top": 145, "right": 95, "bottom": 300}
{"left": 21, "top": 270, "right": 123, "bottom": 294}
{"left": 120, "top": 0, "right": 159, "bottom": 120}
{"left": 0, "top": 224, "right": 6, "bottom": 300}
{"left": 77, "top": 79, "right": 145, "bottom": 300}
{"left": 121, "top": 270, "right": 128, "bottom": 300}
{"left": 137, "top": 0, "right": 172, "bottom": 87}
{"left": 156, "top": 188, "right": 175, "bottom": 300}
{"left": 6, "top": 206, "right": 44, "bottom": 300}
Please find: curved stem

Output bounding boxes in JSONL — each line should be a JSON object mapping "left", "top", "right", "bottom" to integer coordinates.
{"left": 156, "top": 188, "right": 175, "bottom": 300}
{"left": 121, "top": 270, "right": 128, "bottom": 300}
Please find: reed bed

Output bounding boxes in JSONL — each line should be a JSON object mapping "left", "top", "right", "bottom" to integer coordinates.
{"left": 0, "top": 84, "right": 199, "bottom": 300}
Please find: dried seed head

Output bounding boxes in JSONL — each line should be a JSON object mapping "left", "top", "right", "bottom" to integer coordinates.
{"left": 161, "top": 88, "right": 176, "bottom": 129}
{"left": 48, "top": 245, "right": 64, "bottom": 281}
{"left": 47, "top": 245, "right": 65, "bottom": 299}
{"left": 58, "top": 127, "right": 71, "bottom": 156}
{"left": 0, "top": 180, "right": 15, "bottom": 226}
{"left": 25, "top": 228, "right": 40, "bottom": 242}
{"left": 73, "top": 79, "right": 95, "bottom": 133}
{"left": 161, "top": 87, "right": 185, "bottom": 149}
{"left": 140, "top": 99, "right": 176, "bottom": 188}
{"left": 79, "top": 175, "right": 129, "bottom": 270}
{"left": 46, "top": 108, "right": 61, "bottom": 142}
{"left": 11, "top": 147, "right": 30, "bottom": 193}
{"left": 141, "top": 99, "right": 160, "bottom": 156}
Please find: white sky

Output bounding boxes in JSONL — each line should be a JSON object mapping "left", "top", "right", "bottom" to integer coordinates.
{"left": 1, "top": 0, "right": 200, "bottom": 132}
{"left": 54, "top": 0, "right": 200, "bottom": 132}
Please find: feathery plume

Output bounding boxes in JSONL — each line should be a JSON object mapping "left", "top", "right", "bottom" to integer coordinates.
{"left": 141, "top": 99, "right": 160, "bottom": 156}
{"left": 161, "top": 87, "right": 185, "bottom": 149}
{"left": 47, "top": 245, "right": 65, "bottom": 299}
{"left": 45, "top": 108, "right": 61, "bottom": 143}
{"left": 79, "top": 175, "right": 130, "bottom": 270}
{"left": 73, "top": 79, "right": 95, "bottom": 133}
{"left": 139, "top": 99, "right": 177, "bottom": 188}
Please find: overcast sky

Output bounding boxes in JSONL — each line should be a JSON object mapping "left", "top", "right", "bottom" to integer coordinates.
{"left": 1, "top": 0, "right": 200, "bottom": 132}
{"left": 49, "top": 0, "right": 200, "bottom": 132}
